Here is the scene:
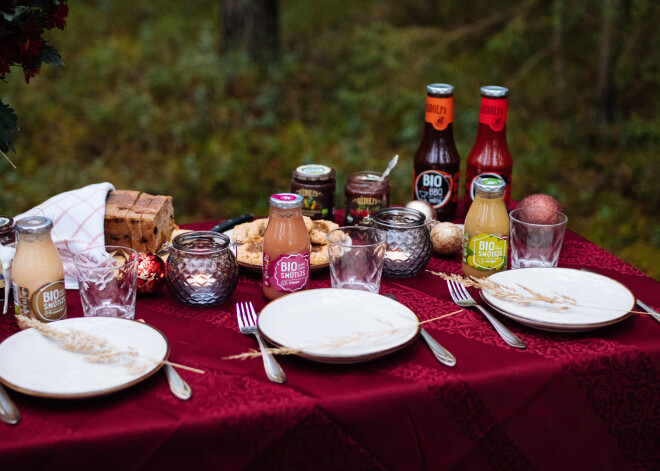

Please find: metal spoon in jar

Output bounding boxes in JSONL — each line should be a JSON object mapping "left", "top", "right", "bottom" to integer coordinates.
{"left": 380, "top": 154, "right": 399, "bottom": 181}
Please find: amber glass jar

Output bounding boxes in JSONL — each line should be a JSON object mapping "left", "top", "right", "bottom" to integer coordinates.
{"left": 344, "top": 171, "right": 390, "bottom": 226}
{"left": 0, "top": 216, "right": 16, "bottom": 298}
{"left": 291, "top": 164, "right": 336, "bottom": 220}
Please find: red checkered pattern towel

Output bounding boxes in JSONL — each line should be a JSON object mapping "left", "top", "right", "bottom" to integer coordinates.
{"left": 14, "top": 182, "right": 116, "bottom": 289}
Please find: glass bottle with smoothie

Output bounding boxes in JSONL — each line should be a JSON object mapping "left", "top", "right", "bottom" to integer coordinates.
{"left": 262, "top": 193, "right": 311, "bottom": 300}
{"left": 412, "top": 83, "right": 460, "bottom": 221}
{"left": 462, "top": 177, "right": 509, "bottom": 278}
{"left": 465, "top": 86, "right": 513, "bottom": 212}
{"left": 12, "top": 216, "right": 67, "bottom": 326}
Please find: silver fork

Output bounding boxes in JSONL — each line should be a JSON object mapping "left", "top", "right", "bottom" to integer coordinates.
{"left": 236, "top": 302, "right": 287, "bottom": 384}
{"left": 447, "top": 280, "right": 526, "bottom": 349}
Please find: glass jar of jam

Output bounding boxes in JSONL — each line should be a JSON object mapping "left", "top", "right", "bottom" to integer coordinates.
{"left": 291, "top": 164, "right": 336, "bottom": 220}
{"left": 0, "top": 216, "right": 15, "bottom": 246}
{"left": 0, "top": 216, "right": 16, "bottom": 299}
{"left": 344, "top": 171, "right": 390, "bottom": 226}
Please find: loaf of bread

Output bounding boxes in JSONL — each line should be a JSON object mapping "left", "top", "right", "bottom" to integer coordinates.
{"left": 104, "top": 190, "right": 176, "bottom": 253}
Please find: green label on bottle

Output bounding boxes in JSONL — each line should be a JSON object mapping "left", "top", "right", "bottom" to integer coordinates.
{"left": 463, "top": 232, "right": 508, "bottom": 271}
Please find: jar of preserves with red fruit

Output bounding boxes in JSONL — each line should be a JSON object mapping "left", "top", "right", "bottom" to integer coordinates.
{"left": 344, "top": 171, "right": 390, "bottom": 226}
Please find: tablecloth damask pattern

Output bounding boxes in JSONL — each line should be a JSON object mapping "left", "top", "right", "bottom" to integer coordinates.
{"left": 0, "top": 221, "right": 659, "bottom": 471}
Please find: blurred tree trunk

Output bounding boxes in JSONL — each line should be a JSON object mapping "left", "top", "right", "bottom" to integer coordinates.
{"left": 552, "top": 0, "right": 566, "bottom": 119}
{"left": 219, "top": 0, "right": 279, "bottom": 60}
{"left": 593, "top": 0, "right": 617, "bottom": 123}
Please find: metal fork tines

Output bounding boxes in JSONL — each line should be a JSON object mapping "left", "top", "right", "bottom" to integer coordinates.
{"left": 236, "top": 302, "right": 287, "bottom": 383}
{"left": 447, "top": 280, "right": 526, "bottom": 349}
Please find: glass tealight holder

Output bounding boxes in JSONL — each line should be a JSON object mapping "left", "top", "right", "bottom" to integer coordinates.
{"left": 365, "top": 207, "right": 432, "bottom": 278}
{"left": 165, "top": 231, "right": 239, "bottom": 306}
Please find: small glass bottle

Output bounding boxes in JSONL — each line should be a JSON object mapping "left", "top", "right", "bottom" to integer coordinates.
{"left": 412, "top": 83, "right": 460, "bottom": 221}
{"left": 12, "top": 216, "right": 67, "bottom": 324}
{"left": 262, "top": 193, "right": 311, "bottom": 300}
{"left": 465, "top": 86, "right": 513, "bottom": 212}
{"left": 344, "top": 171, "right": 390, "bottom": 226}
{"left": 290, "top": 164, "right": 336, "bottom": 220}
{"left": 462, "top": 177, "right": 509, "bottom": 278}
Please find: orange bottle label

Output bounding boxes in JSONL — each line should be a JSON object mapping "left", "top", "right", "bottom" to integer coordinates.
{"left": 478, "top": 98, "right": 507, "bottom": 132}
{"left": 425, "top": 96, "right": 453, "bottom": 131}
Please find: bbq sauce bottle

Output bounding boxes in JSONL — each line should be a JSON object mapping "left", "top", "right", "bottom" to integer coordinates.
{"left": 465, "top": 86, "right": 513, "bottom": 212}
{"left": 412, "top": 84, "right": 460, "bottom": 221}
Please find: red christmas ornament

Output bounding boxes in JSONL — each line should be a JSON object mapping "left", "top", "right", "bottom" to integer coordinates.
{"left": 136, "top": 253, "right": 167, "bottom": 294}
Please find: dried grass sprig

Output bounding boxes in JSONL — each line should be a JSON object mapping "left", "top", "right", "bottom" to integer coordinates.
{"left": 427, "top": 271, "right": 577, "bottom": 309}
{"left": 224, "top": 309, "right": 463, "bottom": 360}
{"left": 16, "top": 315, "right": 204, "bottom": 375}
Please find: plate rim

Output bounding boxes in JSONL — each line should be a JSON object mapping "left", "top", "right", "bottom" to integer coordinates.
{"left": 480, "top": 267, "right": 635, "bottom": 332}
{"left": 0, "top": 317, "right": 170, "bottom": 399}
{"left": 257, "top": 288, "right": 421, "bottom": 364}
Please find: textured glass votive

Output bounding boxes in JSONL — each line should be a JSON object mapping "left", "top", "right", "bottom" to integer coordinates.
{"left": 369, "top": 207, "right": 432, "bottom": 278}
{"left": 165, "top": 231, "right": 238, "bottom": 306}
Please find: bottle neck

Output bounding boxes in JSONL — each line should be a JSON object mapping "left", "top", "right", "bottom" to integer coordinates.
{"left": 478, "top": 96, "right": 507, "bottom": 131}
{"left": 270, "top": 206, "right": 302, "bottom": 219}
{"left": 425, "top": 94, "right": 454, "bottom": 132}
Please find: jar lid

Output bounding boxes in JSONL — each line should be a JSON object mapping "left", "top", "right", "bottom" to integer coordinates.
{"left": 427, "top": 83, "right": 454, "bottom": 96}
{"left": 270, "top": 193, "right": 304, "bottom": 209}
{"left": 481, "top": 86, "right": 509, "bottom": 98}
{"left": 292, "top": 164, "right": 335, "bottom": 182}
{"left": 474, "top": 176, "right": 506, "bottom": 194}
{"left": 349, "top": 171, "right": 388, "bottom": 183}
{"left": 15, "top": 216, "right": 53, "bottom": 234}
{"left": 0, "top": 216, "right": 14, "bottom": 232}
{"left": 372, "top": 207, "right": 426, "bottom": 229}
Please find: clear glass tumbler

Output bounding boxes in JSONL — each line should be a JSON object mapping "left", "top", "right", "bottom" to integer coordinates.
{"left": 74, "top": 246, "right": 139, "bottom": 319}
{"left": 326, "top": 226, "right": 386, "bottom": 293}
{"left": 509, "top": 208, "right": 568, "bottom": 269}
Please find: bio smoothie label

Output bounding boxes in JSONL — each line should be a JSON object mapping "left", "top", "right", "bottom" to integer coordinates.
{"left": 14, "top": 280, "right": 67, "bottom": 321}
{"left": 463, "top": 232, "right": 508, "bottom": 271}
{"left": 263, "top": 252, "right": 310, "bottom": 293}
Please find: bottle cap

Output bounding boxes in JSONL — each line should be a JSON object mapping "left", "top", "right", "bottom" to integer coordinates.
{"left": 15, "top": 216, "right": 53, "bottom": 234}
{"left": 292, "top": 164, "right": 335, "bottom": 182}
{"left": 481, "top": 86, "right": 509, "bottom": 98}
{"left": 474, "top": 176, "right": 506, "bottom": 194}
{"left": 427, "top": 83, "right": 454, "bottom": 96}
{"left": 270, "top": 193, "right": 304, "bottom": 209}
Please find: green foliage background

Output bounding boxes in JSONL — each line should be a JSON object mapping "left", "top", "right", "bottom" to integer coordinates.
{"left": 1, "top": 0, "right": 659, "bottom": 279}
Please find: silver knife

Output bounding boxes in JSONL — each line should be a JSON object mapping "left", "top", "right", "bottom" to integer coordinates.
{"left": 385, "top": 294, "right": 456, "bottom": 367}
{"left": 637, "top": 299, "right": 660, "bottom": 325}
{"left": 0, "top": 383, "right": 20, "bottom": 425}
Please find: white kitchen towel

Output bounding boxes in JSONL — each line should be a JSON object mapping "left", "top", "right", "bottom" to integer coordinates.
{"left": 14, "top": 182, "right": 116, "bottom": 289}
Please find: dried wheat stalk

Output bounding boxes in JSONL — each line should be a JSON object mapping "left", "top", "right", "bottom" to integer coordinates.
{"left": 427, "top": 270, "right": 577, "bottom": 309}
{"left": 224, "top": 309, "right": 463, "bottom": 360}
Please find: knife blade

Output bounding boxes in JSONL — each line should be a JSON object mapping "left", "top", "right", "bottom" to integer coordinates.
{"left": 210, "top": 214, "right": 254, "bottom": 234}
{"left": 0, "top": 383, "right": 20, "bottom": 425}
{"left": 637, "top": 299, "right": 660, "bottom": 325}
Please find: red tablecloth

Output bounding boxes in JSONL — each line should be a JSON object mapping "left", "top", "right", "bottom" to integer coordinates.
{"left": 1, "top": 220, "right": 659, "bottom": 470}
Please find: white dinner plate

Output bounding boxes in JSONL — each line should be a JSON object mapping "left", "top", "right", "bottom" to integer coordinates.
{"left": 258, "top": 288, "right": 420, "bottom": 363}
{"left": 0, "top": 317, "right": 169, "bottom": 398}
{"left": 480, "top": 268, "right": 635, "bottom": 332}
